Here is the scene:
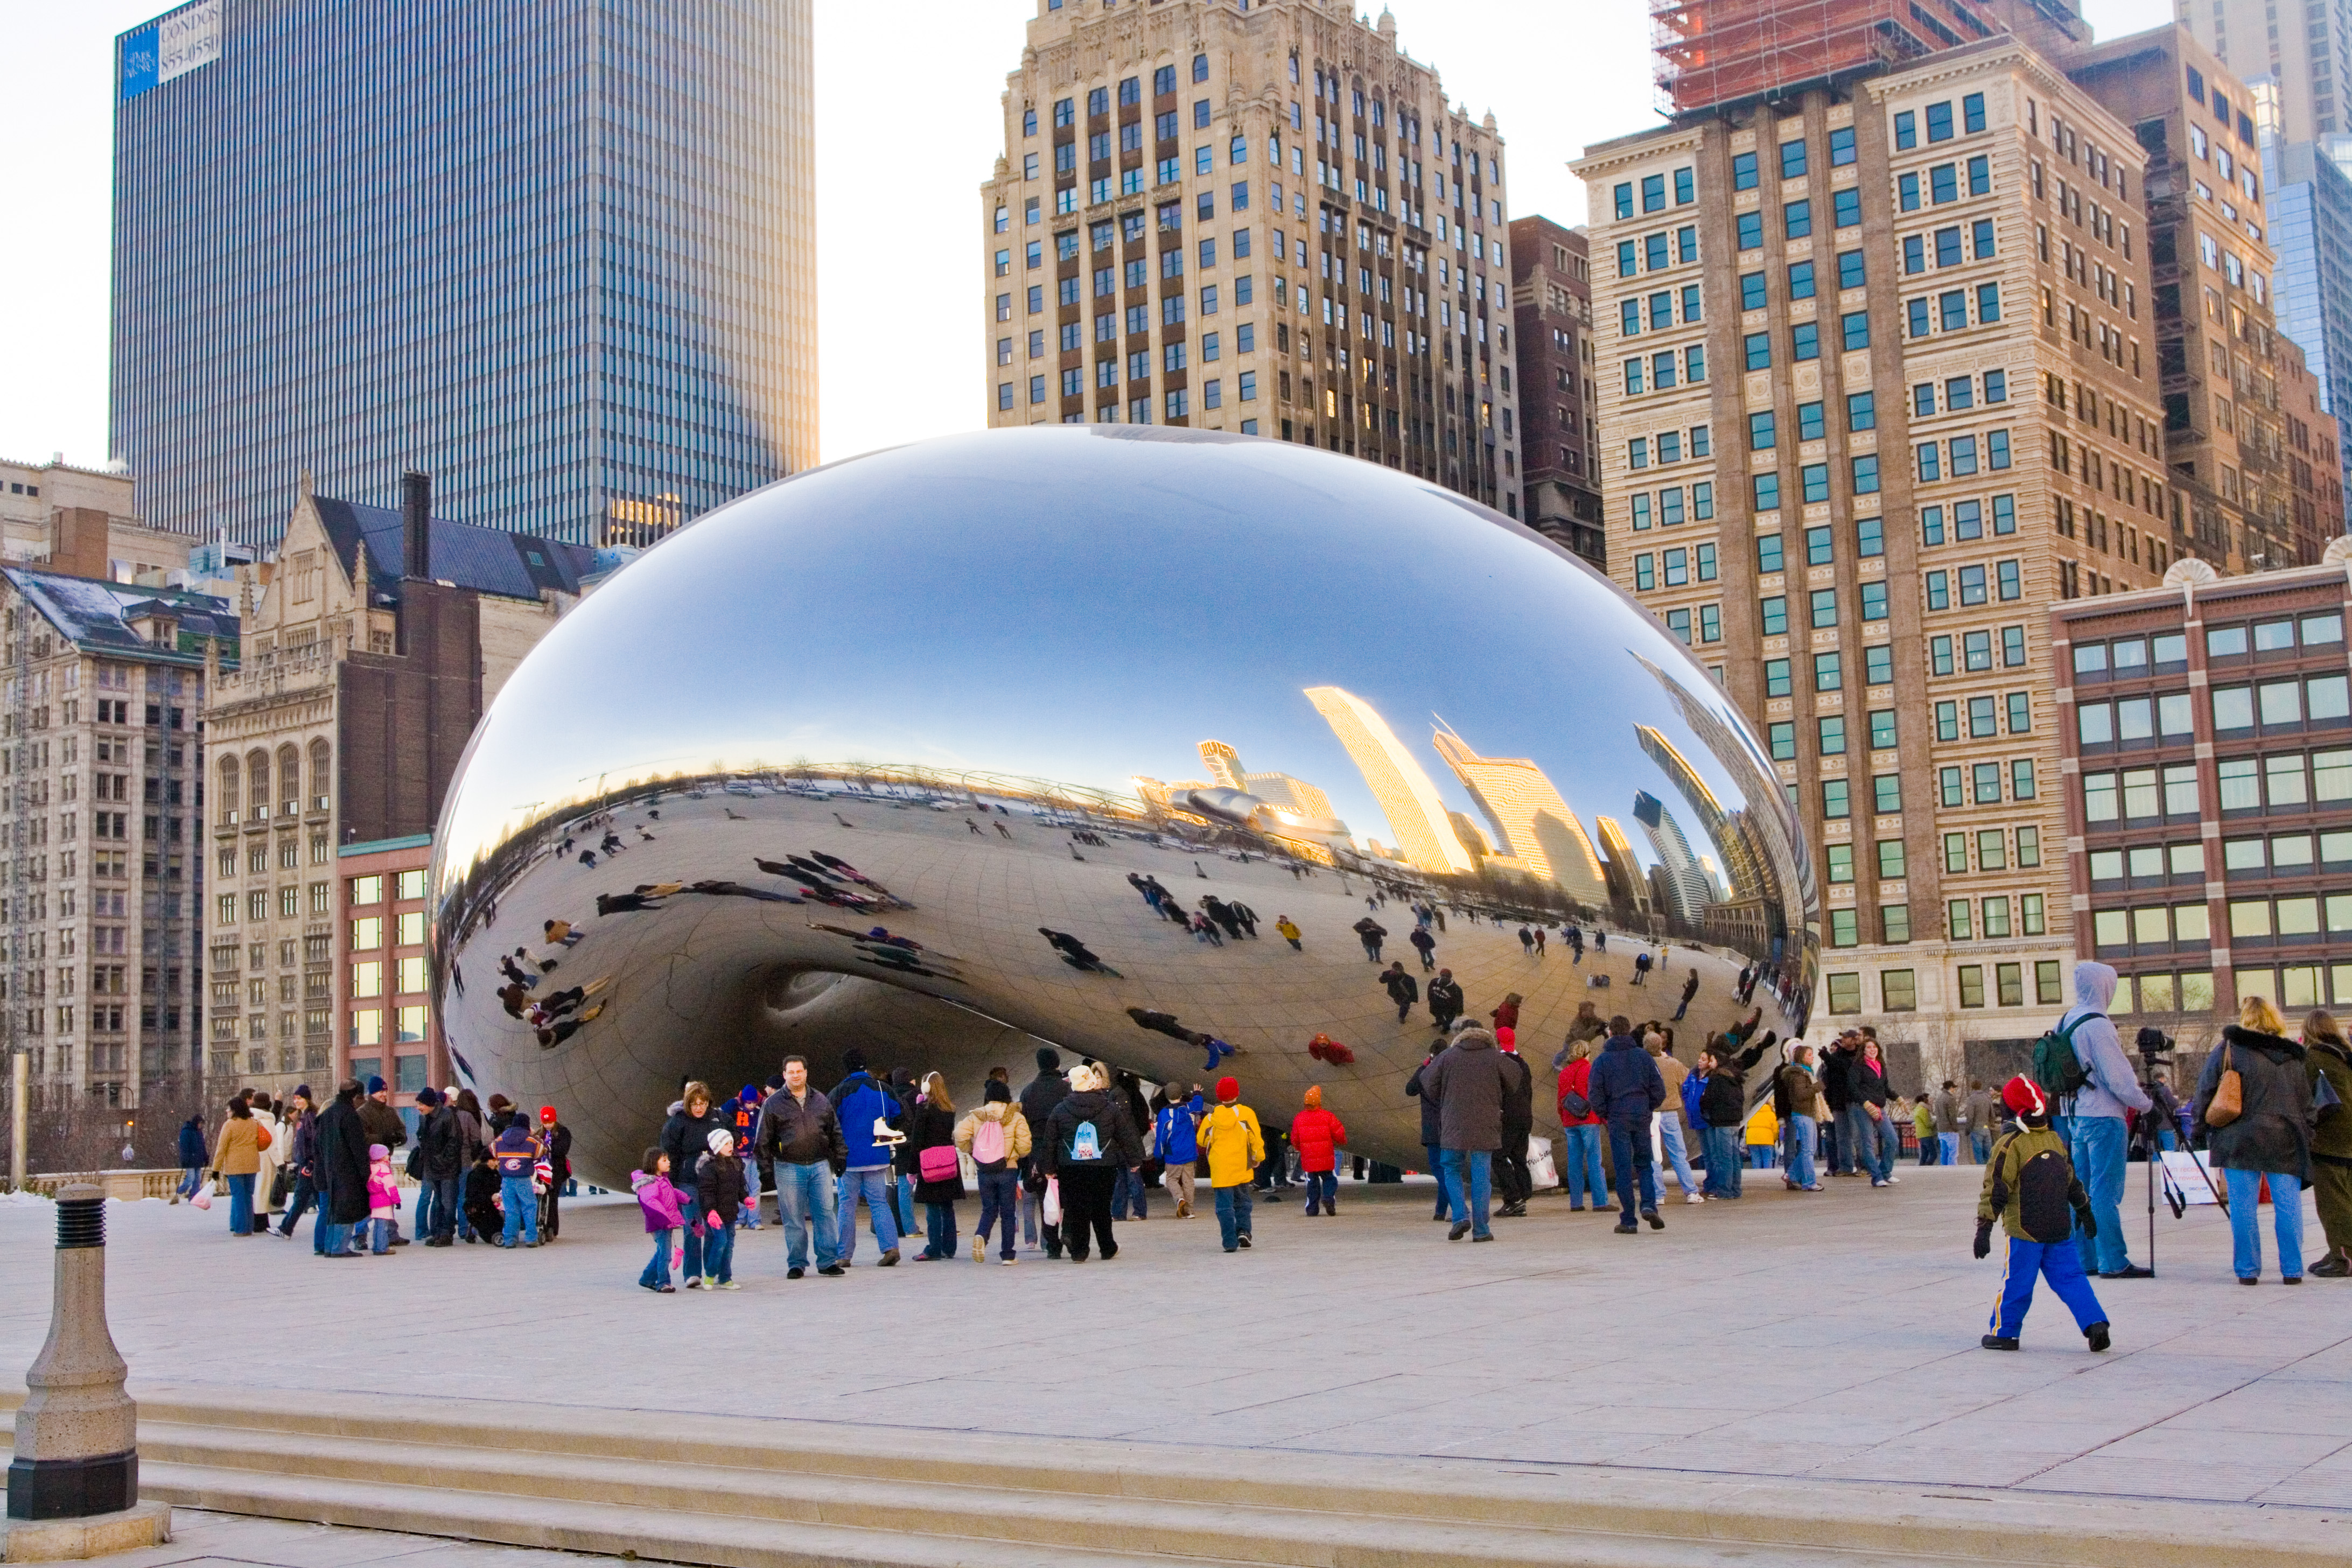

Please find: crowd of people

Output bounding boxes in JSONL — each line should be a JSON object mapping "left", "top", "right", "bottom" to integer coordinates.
{"left": 171, "top": 949, "right": 2344, "bottom": 1337}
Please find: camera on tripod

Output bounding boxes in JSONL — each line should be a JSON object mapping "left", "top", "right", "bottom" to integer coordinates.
{"left": 2133, "top": 1026, "right": 2174, "bottom": 1067}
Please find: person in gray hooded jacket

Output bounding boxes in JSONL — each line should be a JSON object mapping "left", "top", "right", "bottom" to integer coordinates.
{"left": 1425, "top": 1025, "right": 1508, "bottom": 1242}
{"left": 2058, "top": 961, "right": 2153, "bottom": 1279}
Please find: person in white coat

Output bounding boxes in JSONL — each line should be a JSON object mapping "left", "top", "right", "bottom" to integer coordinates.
{"left": 249, "top": 1091, "right": 288, "bottom": 1223}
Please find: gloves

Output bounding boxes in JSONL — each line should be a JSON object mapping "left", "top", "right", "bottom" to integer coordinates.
{"left": 2075, "top": 1205, "right": 2098, "bottom": 1240}
{"left": 1972, "top": 1219, "right": 1992, "bottom": 1260}
{"left": 706, "top": 1210, "right": 722, "bottom": 1229}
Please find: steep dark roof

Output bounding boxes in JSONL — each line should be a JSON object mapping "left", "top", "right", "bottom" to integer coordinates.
{"left": 312, "top": 498, "right": 594, "bottom": 608}
{"left": 4, "top": 569, "right": 238, "bottom": 668}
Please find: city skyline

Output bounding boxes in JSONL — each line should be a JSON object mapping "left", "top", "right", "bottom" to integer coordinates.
{"left": 0, "top": 0, "right": 2163, "bottom": 482}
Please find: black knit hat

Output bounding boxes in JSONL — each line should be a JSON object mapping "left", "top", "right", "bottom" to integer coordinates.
{"left": 985, "top": 1080, "right": 1012, "bottom": 1103}
{"left": 1035, "top": 1046, "right": 1061, "bottom": 1069}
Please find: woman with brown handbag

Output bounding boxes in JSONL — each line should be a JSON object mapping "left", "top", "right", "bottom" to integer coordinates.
{"left": 2195, "top": 995, "right": 2319, "bottom": 1285}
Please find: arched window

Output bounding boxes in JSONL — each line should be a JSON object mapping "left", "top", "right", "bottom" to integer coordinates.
{"left": 277, "top": 745, "right": 300, "bottom": 816}
{"left": 309, "top": 739, "right": 331, "bottom": 811}
{"left": 218, "top": 756, "right": 239, "bottom": 824}
{"left": 246, "top": 750, "right": 269, "bottom": 816}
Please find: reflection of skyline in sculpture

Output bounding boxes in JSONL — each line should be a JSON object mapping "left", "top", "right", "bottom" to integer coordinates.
{"left": 1429, "top": 724, "right": 1611, "bottom": 906}
{"left": 1635, "top": 722, "right": 1768, "bottom": 909}
{"left": 1631, "top": 789, "right": 1711, "bottom": 926}
{"left": 1592, "top": 815, "right": 1651, "bottom": 914}
{"left": 1629, "top": 653, "right": 1814, "bottom": 953}
{"left": 1303, "top": 685, "right": 1476, "bottom": 875}
{"left": 1197, "top": 739, "right": 1338, "bottom": 823}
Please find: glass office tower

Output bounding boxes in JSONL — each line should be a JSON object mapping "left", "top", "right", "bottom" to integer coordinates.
{"left": 111, "top": 0, "right": 816, "bottom": 546}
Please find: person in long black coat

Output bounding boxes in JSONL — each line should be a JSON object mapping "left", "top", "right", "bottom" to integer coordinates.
{"left": 313, "top": 1080, "right": 373, "bottom": 1257}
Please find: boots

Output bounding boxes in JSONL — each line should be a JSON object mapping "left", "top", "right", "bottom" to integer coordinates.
{"left": 2312, "top": 1248, "right": 2351, "bottom": 1278}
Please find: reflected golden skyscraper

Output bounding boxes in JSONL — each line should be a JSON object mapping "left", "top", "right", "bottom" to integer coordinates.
{"left": 1429, "top": 724, "right": 1611, "bottom": 905}
{"left": 1593, "top": 815, "right": 1651, "bottom": 914}
{"left": 1303, "top": 687, "right": 1476, "bottom": 874}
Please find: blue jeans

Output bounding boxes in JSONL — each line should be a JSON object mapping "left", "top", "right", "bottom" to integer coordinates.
{"left": 703, "top": 1219, "right": 736, "bottom": 1283}
{"left": 1424, "top": 1143, "right": 1457, "bottom": 1216}
{"left": 1304, "top": 1170, "right": 1336, "bottom": 1210}
{"left": 1606, "top": 1118, "right": 1657, "bottom": 1220}
{"left": 1970, "top": 1129, "right": 1991, "bottom": 1164}
{"left": 177, "top": 1164, "right": 205, "bottom": 1198}
{"left": 1748, "top": 1143, "right": 1775, "bottom": 1169}
{"left": 425, "top": 1175, "right": 461, "bottom": 1241}
{"left": 923, "top": 1201, "right": 957, "bottom": 1258}
{"left": 976, "top": 1168, "right": 1018, "bottom": 1258}
{"left": 1699, "top": 1125, "right": 1739, "bottom": 1196}
{"left": 1111, "top": 1167, "right": 1150, "bottom": 1219}
{"left": 320, "top": 1222, "right": 352, "bottom": 1256}
{"left": 1991, "top": 1235, "right": 2106, "bottom": 1339}
{"left": 412, "top": 1178, "right": 433, "bottom": 1239}
{"left": 369, "top": 1216, "right": 393, "bottom": 1254}
{"left": 283, "top": 1173, "right": 318, "bottom": 1241}
{"left": 837, "top": 1166, "right": 899, "bottom": 1261}
{"left": 2069, "top": 1115, "right": 2131, "bottom": 1275}
{"left": 1938, "top": 1132, "right": 1959, "bottom": 1166}
{"left": 1858, "top": 1109, "right": 1897, "bottom": 1182}
{"left": 641, "top": 1227, "right": 678, "bottom": 1287}
{"left": 893, "top": 1173, "right": 916, "bottom": 1237}
{"left": 1213, "top": 1182, "right": 1254, "bottom": 1249}
{"left": 499, "top": 1174, "right": 540, "bottom": 1245}
{"left": 226, "top": 1172, "right": 256, "bottom": 1235}
{"left": 1561, "top": 1124, "right": 1606, "bottom": 1208}
{"left": 1439, "top": 1148, "right": 1492, "bottom": 1237}
{"left": 776, "top": 1161, "right": 840, "bottom": 1271}
{"left": 1785, "top": 1115, "right": 1818, "bottom": 1187}
{"left": 1656, "top": 1115, "right": 1699, "bottom": 1195}
{"left": 2224, "top": 1167, "right": 2307, "bottom": 1280}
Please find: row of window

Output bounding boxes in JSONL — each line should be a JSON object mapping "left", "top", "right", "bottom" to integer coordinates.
{"left": 1620, "top": 283, "right": 1702, "bottom": 337}
{"left": 1902, "top": 221, "right": 1998, "bottom": 279}
{"left": 1766, "top": 709, "right": 1899, "bottom": 759}
{"left": 1751, "top": 455, "right": 1882, "bottom": 512}
{"left": 1924, "top": 559, "right": 2022, "bottom": 610}
{"left": 1730, "top": 125, "right": 1860, "bottom": 190}
{"left": 1914, "top": 369, "right": 2008, "bottom": 415}
{"left": 1621, "top": 346, "right": 1706, "bottom": 395}
{"left": 1630, "top": 542, "right": 1717, "bottom": 589}
{"left": 1740, "top": 251, "right": 1866, "bottom": 309}
{"left": 1893, "top": 94, "right": 1990, "bottom": 150}
{"left": 1747, "top": 395, "right": 1879, "bottom": 449}
{"left": 2072, "top": 613, "right": 2346, "bottom": 681}
{"left": 1615, "top": 225, "right": 1698, "bottom": 277}
{"left": 1915, "top": 431, "right": 2013, "bottom": 485}
{"left": 1931, "top": 692, "right": 2033, "bottom": 742}
{"left": 1612, "top": 165, "right": 1696, "bottom": 218}
{"left": 1947, "top": 890, "right": 2048, "bottom": 939}
{"left": 1625, "top": 424, "right": 1711, "bottom": 467}
{"left": 1742, "top": 313, "right": 1874, "bottom": 368}
{"left": 2214, "top": 748, "right": 2352, "bottom": 814}
{"left": 1758, "top": 517, "right": 1887, "bottom": 573}
{"left": 1004, "top": 373, "right": 1257, "bottom": 416}
{"left": 1734, "top": 187, "right": 1866, "bottom": 249}
{"left": 350, "top": 958, "right": 428, "bottom": 998}
{"left": 1769, "top": 646, "right": 1894, "bottom": 698}
{"left": 1929, "top": 624, "right": 2029, "bottom": 674}
{"left": 2081, "top": 764, "right": 2200, "bottom": 824}
{"left": 1626, "top": 483, "right": 1714, "bottom": 530}
{"left": 1905, "top": 283, "right": 2003, "bottom": 337}
{"left": 1896, "top": 156, "right": 1992, "bottom": 212}
{"left": 1819, "top": 772, "right": 1903, "bottom": 818}
{"left": 2218, "top": 828, "right": 2352, "bottom": 877}
{"left": 1758, "top": 580, "right": 1891, "bottom": 636}
{"left": 1819, "top": 962, "right": 2062, "bottom": 1016}
{"left": 218, "top": 886, "right": 330, "bottom": 923}
{"left": 1936, "top": 757, "right": 2038, "bottom": 803}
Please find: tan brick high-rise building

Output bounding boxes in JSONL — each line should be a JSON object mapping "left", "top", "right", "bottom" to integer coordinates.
{"left": 1577, "top": 22, "right": 2179, "bottom": 1074}
{"left": 982, "top": 0, "right": 1521, "bottom": 519}
{"left": 1510, "top": 216, "right": 1605, "bottom": 566}
{"left": 2069, "top": 29, "right": 2322, "bottom": 572}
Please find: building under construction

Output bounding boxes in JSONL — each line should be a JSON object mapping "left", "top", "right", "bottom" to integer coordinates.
{"left": 1651, "top": 0, "right": 2085, "bottom": 116}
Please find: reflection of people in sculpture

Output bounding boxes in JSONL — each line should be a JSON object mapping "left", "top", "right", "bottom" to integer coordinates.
{"left": 536, "top": 1001, "right": 606, "bottom": 1049}
{"left": 1427, "top": 968, "right": 1464, "bottom": 1032}
{"left": 1188, "top": 911, "right": 1223, "bottom": 946}
{"left": 1200, "top": 897, "right": 1243, "bottom": 941}
{"left": 1353, "top": 917, "right": 1385, "bottom": 962}
{"left": 1381, "top": 962, "right": 1419, "bottom": 1022}
{"left": 1039, "top": 927, "right": 1120, "bottom": 976}
{"left": 1409, "top": 926, "right": 1437, "bottom": 971}
{"left": 544, "top": 919, "right": 583, "bottom": 948}
{"left": 1275, "top": 915, "right": 1302, "bottom": 950}
{"left": 685, "top": 879, "right": 797, "bottom": 902}
{"left": 596, "top": 890, "right": 668, "bottom": 915}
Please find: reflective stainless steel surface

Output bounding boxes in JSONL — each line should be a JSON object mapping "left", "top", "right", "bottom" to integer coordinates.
{"left": 431, "top": 428, "right": 1816, "bottom": 1181}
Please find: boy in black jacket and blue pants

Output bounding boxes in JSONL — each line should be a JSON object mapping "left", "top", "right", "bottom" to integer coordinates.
{"left": 1974, "top": 1076, "right": 2111, "bottom": 1353}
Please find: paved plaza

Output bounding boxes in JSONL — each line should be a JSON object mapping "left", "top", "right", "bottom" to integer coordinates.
{"left": 3, "top": 1163, "right": 2346, "bottom": 1522}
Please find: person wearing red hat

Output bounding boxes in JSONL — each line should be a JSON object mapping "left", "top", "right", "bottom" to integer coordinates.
{"left": 537, "top": 1106, "right": 572, "bottom": 1241}
{"left": 1199, "top": 1076, "right": 1264, "bottom": 1251}
{"left": 1973, "top": 1076, "right": 2111, "bottom": 1353}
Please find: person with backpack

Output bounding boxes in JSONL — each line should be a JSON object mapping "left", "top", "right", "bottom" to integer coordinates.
{"left": 1290, "top": 1087, "right": 1347, "bottom": 1215}
{"left": 906, "top": 1073, "right": 964, "bottom": 1262}
{"left": 1019, "top": 1048, "right": 1073, "bottom": 1257}
{"left": 1151, "top": 1086, "right": 1204, "bottom": 1218}
{"left": 2042, "top": 961, "right": 2153, "bottom": 1280}
{"left": 954, "top": 1080, "right": 1032, "bottom": 1264}
{"left": 1973, "top": 1076, "right": 2110, "bottom": 1354}
{"left": 830, "top": 1047, "right": 906, "bottom": 1268}
{"left": 2195, "top": 994, "right": 2319, "bottom": 1285}
{"left": 1556, "top": 1038, "right": 1608, "bottom": 1212}
{"left": 1038, "top": 1063, "right": 1142, "bottom": 1262}
{"left": 1200, "top": 1076, "right": 1266, "bottom": 1252}
{"left": 1775, "top": 1043, "right": 1824, "bottom": 1191}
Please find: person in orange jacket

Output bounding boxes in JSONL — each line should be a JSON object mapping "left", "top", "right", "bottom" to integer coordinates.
{"left": 1290, "top": 1086, "right": 1348, "bottom": 1216}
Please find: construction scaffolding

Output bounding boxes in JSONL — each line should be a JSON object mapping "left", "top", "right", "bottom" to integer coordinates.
{"left": 1649, "top": 0, "right": 2003, "bottom": 117}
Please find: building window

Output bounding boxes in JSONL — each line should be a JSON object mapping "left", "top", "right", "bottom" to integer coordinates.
{"left": 1957, "top": 964, "right": 1985, "bottom": 1008}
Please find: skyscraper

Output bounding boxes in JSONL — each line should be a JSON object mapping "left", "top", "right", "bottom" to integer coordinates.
{"left": 1576, "top": 10, "right": 2159, "bottom": 1048}
{"left": 1509, "top": 216, "right": 1606, "bottom": 565}
{"left": 1196, "top": 739, "right": 1337, "bottom": 822}
{"left": 111, "top": 0, "right": 817, "bottom": 547}
{"left": 1303, "top": 685, "right": 1475, "bottom": 875}
{"left": 2183, "top": 0, "right": 2352, "bottom": 142}
{"left": 981, "top": 0, "right": 1522, "bottom": 519}
{"left": 2260, "top": 125, "right": 2352, "bottom": 523}
{"left": 1631, "top": 789, "right": 1711, "bottom": 927}
{"left": 1428, "top": 724, "right": 1611, "bottom": 903}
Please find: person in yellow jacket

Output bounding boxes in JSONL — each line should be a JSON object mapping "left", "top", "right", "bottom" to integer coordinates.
{"left": 209, "top": 1098, "right": 264, "bottom": 1236}
{"left": 1199, "top": 1075, "right": 1265, "bottom": 1252}
{"left": 1743, "top": 1100, "right": 1779, "bottom": 1172}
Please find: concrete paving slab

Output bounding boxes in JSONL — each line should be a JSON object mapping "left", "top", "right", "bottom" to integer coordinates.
{"left": 2, "top": 1157, "right": 2345, "bottom": 1529}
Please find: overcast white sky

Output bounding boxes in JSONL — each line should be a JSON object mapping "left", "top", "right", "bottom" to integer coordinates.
{"left": 0, "top": 0, "right": 2169, "bottom": 480}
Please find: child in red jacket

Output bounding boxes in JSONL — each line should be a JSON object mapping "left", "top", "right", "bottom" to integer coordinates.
{"left": 1291, "top": 1087, "right": 1348, "bottom": 1216}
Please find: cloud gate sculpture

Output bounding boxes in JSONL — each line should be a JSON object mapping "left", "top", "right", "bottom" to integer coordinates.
{"left": 431, "top": 429, "right": 1817, "bottom": 1184}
